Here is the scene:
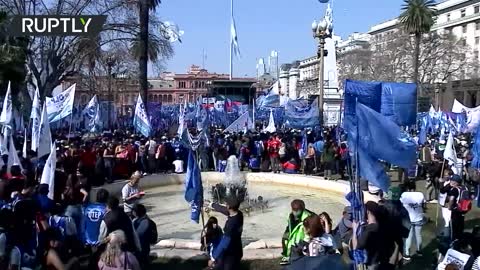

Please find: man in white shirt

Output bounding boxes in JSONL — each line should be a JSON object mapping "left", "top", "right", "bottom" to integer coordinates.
{"left": 122, "top": 171, "right": 143, "bottom": 217}
{"left": 173, "top": 159, "right": 184, "bottom": 174}
{"left": 400, "top": 182, "right": 426, "bottom": 260}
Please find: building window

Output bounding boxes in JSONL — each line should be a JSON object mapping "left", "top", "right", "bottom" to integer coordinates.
{"left": 168, "top": 95, "right": 173, "bottom": 103}
{"left": 463, "top": 25, "right": 467, "bottom": 34}
{"left": 461, "top": 9, "right": 466, "bottom": 18}
{"left": 476, "top": 37, "right": 480, "bottom": 45}
{"left": 475, "top": 50, "right": 479, "bottom": 59}
{"left": 477, "top": 21, "right": 480, "bottom": 30}
{"left": 179, "top": 81, "right": 186, "bottom": 88}
{"left": 476, "top": 5, "right": 480, "bottom": 14}
{"left": 462, "top": 38, "right": 467, "bottom": 46}
{"left": 447, "top": 13, "right": 451, "bottom": 21}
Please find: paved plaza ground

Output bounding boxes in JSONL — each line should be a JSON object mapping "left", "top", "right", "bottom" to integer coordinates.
{"left": 143, "top": 171, "right": 480, "bottom": 270}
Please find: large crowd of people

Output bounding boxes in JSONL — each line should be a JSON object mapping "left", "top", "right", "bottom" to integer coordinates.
{"left": 0, "top": 125, "right": 477, "bottom": 270}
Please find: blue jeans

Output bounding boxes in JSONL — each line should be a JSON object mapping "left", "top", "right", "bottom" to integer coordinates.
{"left": 404, "top": 220, "right": 424, "bottom": 256}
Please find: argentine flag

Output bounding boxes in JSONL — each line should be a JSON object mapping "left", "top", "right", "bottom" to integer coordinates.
{"left": 133, "top": 94, "right": 152, "bottom": 137}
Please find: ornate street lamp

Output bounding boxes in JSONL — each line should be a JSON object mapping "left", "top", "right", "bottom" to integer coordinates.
{"left": 312, "top": 13, "right": 332, "bottom": 125}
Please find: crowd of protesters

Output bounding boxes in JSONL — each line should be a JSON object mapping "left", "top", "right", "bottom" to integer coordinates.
{"left": 0, "top": 124, "right": 478, "bottom": 270}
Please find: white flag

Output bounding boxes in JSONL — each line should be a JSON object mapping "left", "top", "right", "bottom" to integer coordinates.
{"left": 7, "top": 135, "right": 23, "bottom": 173}
{"left": 230, "top": 11, "right": 241, "bottom": 58}
{"left": 30, "top": 87, "right": 41, "bottom": 151}
{"left": 46, "top": 84, "right": 76, "bottom": 123}
{"left": 40, "top": 142, "right": 56, "bottom": 200}
{"left": 133, "top": 94, "right": 152, "bottom": 137}
{"left": 22, "top": 128, "right": 27, "bottom": 159}
{"left": 444, "top": 132, "right": 459, "bottom": 174}
{"left": 263, "top": 109, "right": 276, "bottom": 133}
{"left": 177, "top": 100, "right": 186, "bottom": 136}
{"left": 38, "top": 103, "right": 52, "bottom": 158}
{"left": 0, "top": 81, "right": 12, "bottom": 126}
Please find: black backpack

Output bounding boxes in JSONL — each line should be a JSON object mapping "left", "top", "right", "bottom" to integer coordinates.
{"left": 148, "top": 218, "right": 158, "bottom": 245}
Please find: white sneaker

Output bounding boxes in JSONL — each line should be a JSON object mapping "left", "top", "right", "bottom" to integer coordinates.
{"left": 428, "top": 199, "right": 438, "bottom": 204}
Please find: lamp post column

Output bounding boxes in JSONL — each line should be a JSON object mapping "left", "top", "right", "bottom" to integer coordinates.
{"left": 317, "top": 37, "right": 325, "bottom": 125}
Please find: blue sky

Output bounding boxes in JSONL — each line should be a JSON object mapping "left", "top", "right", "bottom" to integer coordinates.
{"left": 157, "top": 0, "right": 405, "bottom": 77}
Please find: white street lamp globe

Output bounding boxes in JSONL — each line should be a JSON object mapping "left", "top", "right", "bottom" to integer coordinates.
{"left": 311, "top": 20, "right": 318, "bottom": 32}
{"left": 318, "top": 19, "right": 328, "bottom": 31}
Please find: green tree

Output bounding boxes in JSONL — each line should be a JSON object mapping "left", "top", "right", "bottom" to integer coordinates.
{"left": 399, "top": 0, "right": 436, "bottom": 93}
{"left": 0, "top": 10, "right": 28, "bottom": 107}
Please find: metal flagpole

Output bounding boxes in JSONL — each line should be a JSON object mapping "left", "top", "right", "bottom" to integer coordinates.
{"left": 229, "top": 0, "right": 233, "bottom": 80}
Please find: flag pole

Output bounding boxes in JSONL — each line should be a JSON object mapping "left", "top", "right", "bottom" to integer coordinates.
{"left": 229, "top": 0, "right": 233, "bottom": 80}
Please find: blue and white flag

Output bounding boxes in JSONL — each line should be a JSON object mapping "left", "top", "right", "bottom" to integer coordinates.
{"left": 284, "top": 98, "right": 320, "bottom": 128}
{"left": 46, "top": 84, "right": 76, "bottom": 123}
{"left": 37, "top": 103, "right": 52, "bottom": 158}
{"left": 40, "top": 142, "right": 56, "bottom": 200}
{"left": 83, "top": 95, "right": 100, "bottom": 132}
{"left": 225, "top": 111, "right": 249, "bottom": 133}
{"left": 230, "top": 7, "right": 241, "bottom": 58}
{"left": 0, "top": 81, "right": 12, "bottom": 126}
{"left": 444, "top": 132, "right": 459, "bottom": 174}
{"left": 133, "top": 94, "right": 152, "bottom": 137}
{"left": 184, "top": 150, "right": 203, "bottom": 223}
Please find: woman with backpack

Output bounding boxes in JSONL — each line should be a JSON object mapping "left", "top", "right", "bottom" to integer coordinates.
{"left": 98, "top": 230, "right": 141, "bottom": 270}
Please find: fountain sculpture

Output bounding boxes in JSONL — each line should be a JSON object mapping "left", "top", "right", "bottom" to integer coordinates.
{"left": 206, "top": 155, "right": 268, "bottom": 216}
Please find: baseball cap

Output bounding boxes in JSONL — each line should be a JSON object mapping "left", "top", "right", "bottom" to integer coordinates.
{"left": 449, "top": 174, "right": 462, "bottom": 183}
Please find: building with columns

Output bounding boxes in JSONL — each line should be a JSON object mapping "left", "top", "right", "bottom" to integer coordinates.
{"left": 61, "top": 65, "right": 256, "bottom": 116}
{"left": 365, "top": 0, "right": 480, "bottom": 109}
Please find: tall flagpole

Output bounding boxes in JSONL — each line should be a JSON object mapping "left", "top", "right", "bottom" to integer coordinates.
{"left": 229, "top": 0, "right": 233, "bottom": 80}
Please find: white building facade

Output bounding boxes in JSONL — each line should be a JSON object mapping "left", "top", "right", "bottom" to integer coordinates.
{"left": 366, "top": 0, "right": 480, "bottom": 109}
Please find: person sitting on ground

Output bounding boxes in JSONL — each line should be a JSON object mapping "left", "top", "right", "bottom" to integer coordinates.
{"left": 98, "top": 230, "right": 141, "bottom": 270}
{"left": 132, "top": 204, "right": 158, "bottom": 267}
{"left": 201, "top": 216, "right": 223, "bottom": 257}
{"left": 283, "top": 158, "right": 299, "bottom": 174}
{"left": 281, "top": 199, "right": 315, "bottom": 265}
{"left": 300, "top": 215, "right": 334, "bottom": 257}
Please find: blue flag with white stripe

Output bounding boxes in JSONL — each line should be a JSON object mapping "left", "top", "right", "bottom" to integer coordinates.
{"left": 46, "top": 84, "right": 76, "bottom": 123}
{"left": 133, "top": 94, "right": 152, "bottom": 137}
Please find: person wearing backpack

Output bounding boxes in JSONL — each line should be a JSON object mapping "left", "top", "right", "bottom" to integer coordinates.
{"left": 132, "top": 204, "right": 157, "bottom": 267}
{"left": 447, "top": 174, "right": 472, "bottom": 241}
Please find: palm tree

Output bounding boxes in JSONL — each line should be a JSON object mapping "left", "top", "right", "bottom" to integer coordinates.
{"left": 130, "top": 32, "right": 173, "bottom": 62}
{"left": 399, "top": 0, "right": 436, "bottom": 91}
{"left": 138, "top": 0, "right": 162, "bottom": 108}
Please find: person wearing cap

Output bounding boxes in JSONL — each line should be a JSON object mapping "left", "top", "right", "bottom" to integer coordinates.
{"left": 446, "top": 174, "right": 468, "bottom": 240}
{"left": 121, "top": 171, "right": 144, "bottom": 218}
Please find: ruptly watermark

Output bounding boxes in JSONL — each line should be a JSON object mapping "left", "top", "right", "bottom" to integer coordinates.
{"left": 9, "top": 15, "right": 107, "bottom": 36}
